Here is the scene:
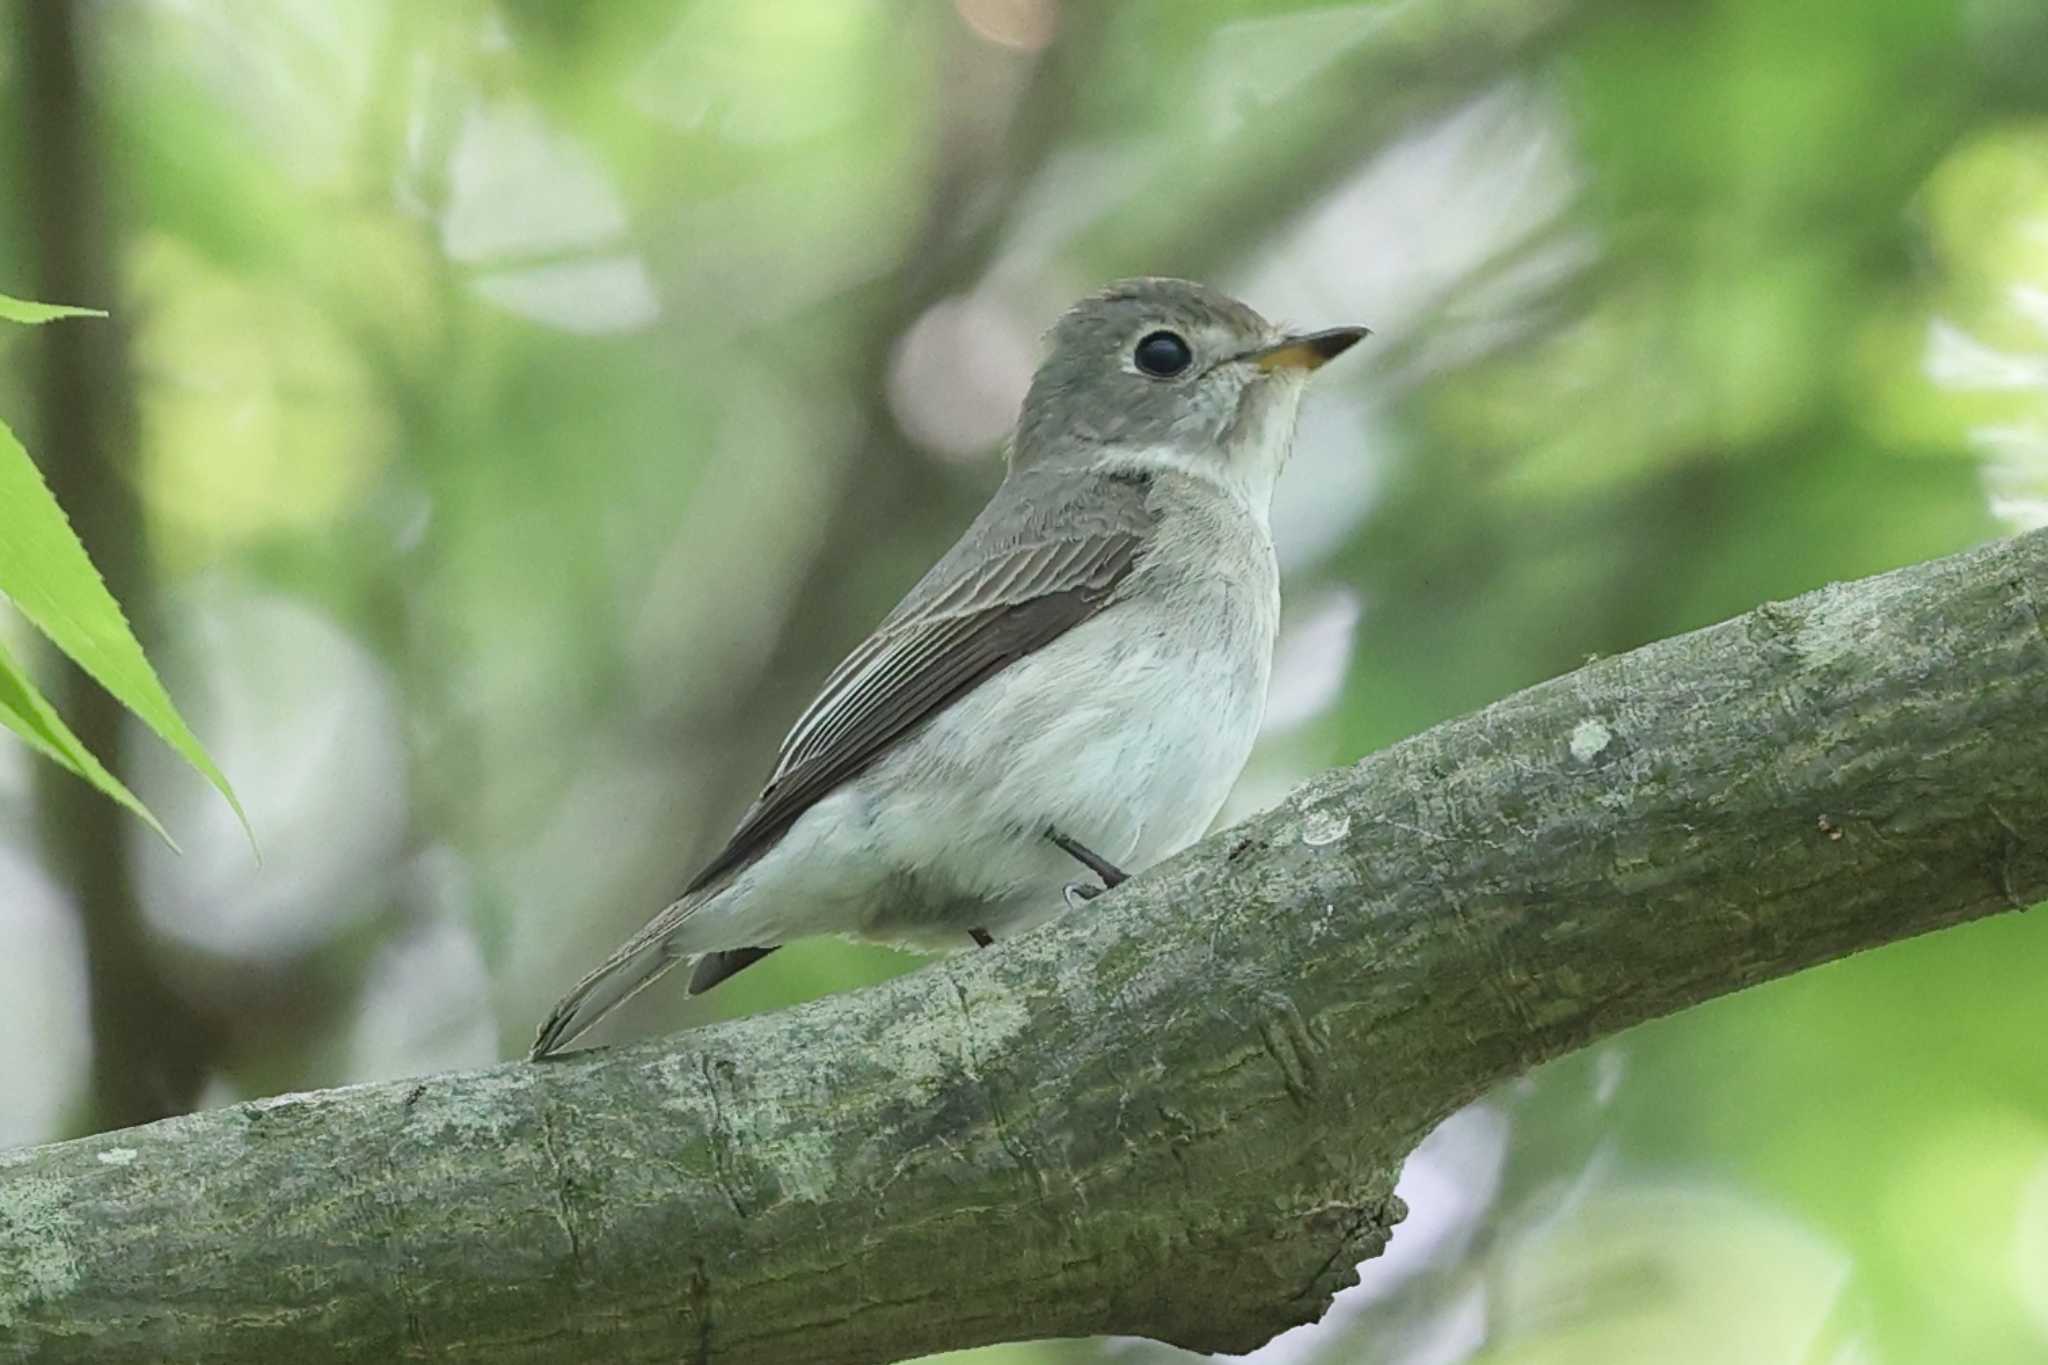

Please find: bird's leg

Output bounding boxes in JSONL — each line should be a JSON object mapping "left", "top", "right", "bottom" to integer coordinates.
{"left": 1046, "top": 827, "right": 1128, "bottom": 888}
{"left": 969, "top": 928, "right": 994, "bottom": 948}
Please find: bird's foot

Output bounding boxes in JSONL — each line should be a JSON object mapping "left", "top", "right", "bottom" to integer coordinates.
{"left": 1046, "top": 827, "right": 1128, "bottom": 888}
{"left": 1063, "top": 880, "right": 1106, "bottom": 911}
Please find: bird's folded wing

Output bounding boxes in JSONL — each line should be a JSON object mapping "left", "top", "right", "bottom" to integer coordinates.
{"left": 684, "top": 477, "right": 1156, "bottom": 895}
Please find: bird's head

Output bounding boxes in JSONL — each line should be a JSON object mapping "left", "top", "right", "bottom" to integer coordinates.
{"left": 1011, "top": 277, "right": 1367, "bottom": 509}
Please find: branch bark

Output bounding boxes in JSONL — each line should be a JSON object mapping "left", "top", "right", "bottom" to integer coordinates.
{"left": 5, "top": 528, "right": 2047, "bottom": 1364}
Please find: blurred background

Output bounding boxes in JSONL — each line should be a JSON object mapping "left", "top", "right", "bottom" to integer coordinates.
{"left": 3, "top": 0, "right": 2047, "bottom": 1361}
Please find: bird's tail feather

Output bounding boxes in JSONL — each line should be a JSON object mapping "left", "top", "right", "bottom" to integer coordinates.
{"left": 530, "top": 905, "right": 702, "bottom": 1059}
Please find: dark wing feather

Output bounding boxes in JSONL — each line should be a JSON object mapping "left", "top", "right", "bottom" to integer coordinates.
{"left": 684, "top": 525, "right": 1144, "bottom": 894}
{"left": 688, "top": 946, "right": 778, "bottom": 994}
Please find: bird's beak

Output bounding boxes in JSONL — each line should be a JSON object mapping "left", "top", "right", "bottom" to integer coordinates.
{"left": 1249, "top": 326, "right": 1371, "bottom": 373}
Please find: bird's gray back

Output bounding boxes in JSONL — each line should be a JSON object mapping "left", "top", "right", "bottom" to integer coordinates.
{"left": 882, "top": 462, "right": 1159, "bottom": 628}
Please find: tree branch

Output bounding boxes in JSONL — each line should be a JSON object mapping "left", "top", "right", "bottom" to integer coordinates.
{"left": 18, "top": 0, "right": 220, "bottom": 1130}
{"left": 5, "top": 528, "right": 2046, "bottom": 1363}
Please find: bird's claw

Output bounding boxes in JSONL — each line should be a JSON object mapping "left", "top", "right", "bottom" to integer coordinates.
{"left": 1046, "top": 827, "right": 1129, "bottom": 888}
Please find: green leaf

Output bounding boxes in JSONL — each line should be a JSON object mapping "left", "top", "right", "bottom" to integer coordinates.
{"left": 0, "top": 415, "right": 252, "bottom": 847}
{"left": 0, "top": 292, "right": 108, "bottom": 324}
{"left": 0, "top": 632, "right": 175, "bottom": 849}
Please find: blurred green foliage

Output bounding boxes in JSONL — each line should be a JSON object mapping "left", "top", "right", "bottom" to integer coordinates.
{"left": 3, "top": 0, "right": 2047, "bottom": 1362}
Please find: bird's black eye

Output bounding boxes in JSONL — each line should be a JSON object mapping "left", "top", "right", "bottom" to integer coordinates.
{"left": 1133, "top": 330, "right": 1193, "bottom": 378}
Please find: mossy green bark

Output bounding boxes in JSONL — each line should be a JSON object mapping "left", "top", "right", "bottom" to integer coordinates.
{"left": 4, "top": 528, "right": 2046, "bottom": 1364}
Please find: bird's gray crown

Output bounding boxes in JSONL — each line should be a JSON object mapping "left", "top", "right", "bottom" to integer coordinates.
{"left": 1009, "top": 277, "right": 1299, "bottom": 482}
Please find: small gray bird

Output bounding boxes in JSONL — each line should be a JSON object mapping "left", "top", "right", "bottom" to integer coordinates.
{"left": 531, "top": 278, "right": 1365, "bottom": 1058}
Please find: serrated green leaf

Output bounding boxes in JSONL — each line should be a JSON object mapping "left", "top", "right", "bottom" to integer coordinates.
{"left": 0, "top": 416, "right": 251, "bottom": 848}
{"left": 0, "top": 292, "right": 108, "bottom": 324}
{"left": 0, "top": 631, "right": 175, "bottom": 848}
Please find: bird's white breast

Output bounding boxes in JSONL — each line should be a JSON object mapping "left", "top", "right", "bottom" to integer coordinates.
{"left": 862, "top": 485, "right": 1278, "bottom": 943}
{"left": 689, "top": 480, "right": 1281, "bottom": 954}
{"left": 841, "top": 590, "right": 1272, "bottom": 943}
